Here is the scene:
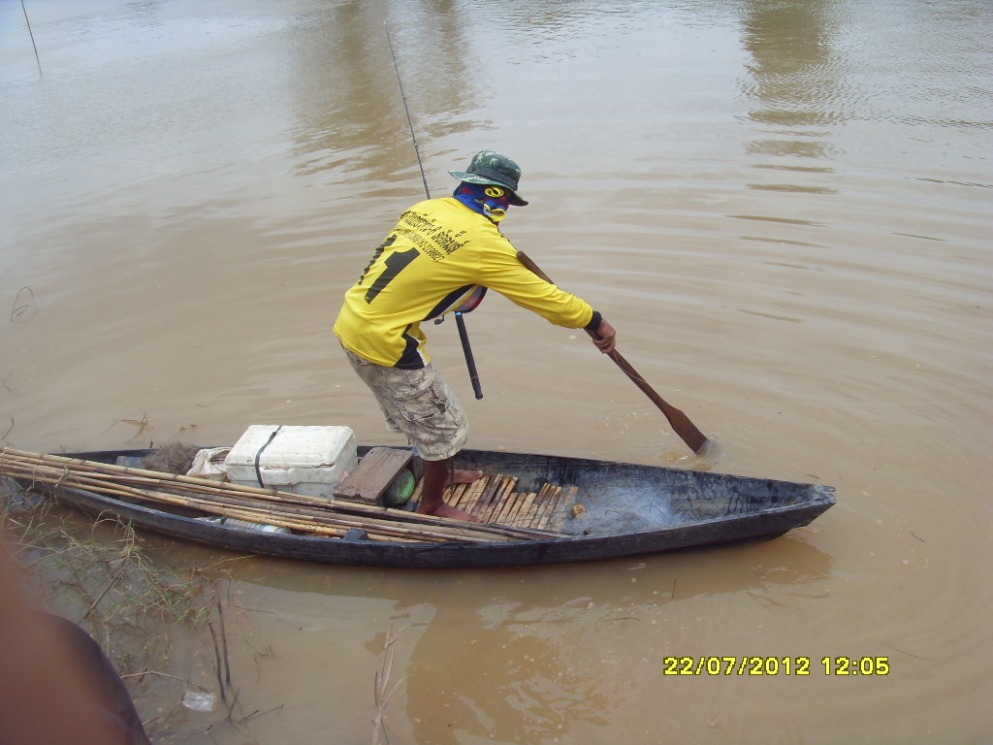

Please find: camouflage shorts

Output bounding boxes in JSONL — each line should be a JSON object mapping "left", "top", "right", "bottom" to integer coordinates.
{"left": 342, "top": 346, "right": 469, "bottom": 461}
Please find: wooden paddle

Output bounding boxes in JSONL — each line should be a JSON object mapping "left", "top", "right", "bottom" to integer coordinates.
{"left": 516, "top": 250, "right": 711, "bottom": 455}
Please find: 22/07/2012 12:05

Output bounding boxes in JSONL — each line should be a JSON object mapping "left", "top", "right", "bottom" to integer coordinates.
{"left": 662, "top": 656, "right": 892, "bottom": 676}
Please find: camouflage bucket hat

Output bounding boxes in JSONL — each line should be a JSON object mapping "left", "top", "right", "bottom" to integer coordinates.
{"left": 449, "top": 150, "right": 529, "bottom": 206}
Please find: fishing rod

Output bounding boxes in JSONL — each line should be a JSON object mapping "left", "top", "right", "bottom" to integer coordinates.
{"left": 20, "top": 0, "right": 43, "bottom": 76}
{"left": 385, "top": 22, "right": 484, "bottom": 400}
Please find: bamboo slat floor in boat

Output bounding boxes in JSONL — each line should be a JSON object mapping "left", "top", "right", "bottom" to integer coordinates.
{"left": 440, "top": 475, "right": 581, "bottom": 532}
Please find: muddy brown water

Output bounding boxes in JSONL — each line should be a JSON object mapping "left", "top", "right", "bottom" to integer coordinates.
{"left": 1, "top": 1, "right": 991, "bottom": 743}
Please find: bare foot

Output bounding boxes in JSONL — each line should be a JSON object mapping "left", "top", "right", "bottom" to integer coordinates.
{"left": 450, "top": 469, "right": 484, "bottom": 485}
{"left": 419, "top": 502, "right": 482, "bottom": 522}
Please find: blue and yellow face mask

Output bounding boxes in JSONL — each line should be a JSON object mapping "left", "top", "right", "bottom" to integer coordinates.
{"left": 453, "top": 182, "right": 512, "bottom": 223}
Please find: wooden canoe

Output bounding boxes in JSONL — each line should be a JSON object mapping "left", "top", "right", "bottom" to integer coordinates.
{"left": 2, "top": 446, "right": 835, "bottom": 569}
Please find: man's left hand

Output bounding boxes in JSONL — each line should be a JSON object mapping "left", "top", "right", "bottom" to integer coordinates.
{"left": 591, "top": 319, "right": 617, "bottom": 354}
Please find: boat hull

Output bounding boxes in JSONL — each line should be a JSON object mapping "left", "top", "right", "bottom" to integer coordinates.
{"left": 17, "top": 447, "right": 835, "bottom": 569}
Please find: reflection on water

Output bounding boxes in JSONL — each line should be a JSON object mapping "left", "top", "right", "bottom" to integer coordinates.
{"left": 287, "top": 4, "right": 480, "bottom": 193}
{"left": 182, "top": 534, "right": 831, "bottom": 744}
{"left": 1, "top": 0, "right": 992, "bottom": 742}
{"left": 406, "top": 601, "right": 612, "bottom": 744}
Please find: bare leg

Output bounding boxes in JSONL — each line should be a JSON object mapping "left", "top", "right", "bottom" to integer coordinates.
{"left": 418, "top": 457, "right": 481, "bottom": 522}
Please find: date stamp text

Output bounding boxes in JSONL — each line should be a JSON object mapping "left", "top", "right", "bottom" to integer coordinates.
{"left": 662, "top": 656, "right": 891, "bottom": 676}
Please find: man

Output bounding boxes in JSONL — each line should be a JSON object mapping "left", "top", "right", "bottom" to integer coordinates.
{"left": 334, "top": 151, "right": 616, "bottom": 521}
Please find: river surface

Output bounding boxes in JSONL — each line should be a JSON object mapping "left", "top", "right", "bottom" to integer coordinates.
{"left": 1, "top": 1, "right": 991, "bottom": 743}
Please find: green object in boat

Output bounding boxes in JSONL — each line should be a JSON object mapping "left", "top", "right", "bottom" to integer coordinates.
{"left": 384, "top": 469, "right": 416, "bottom": 506}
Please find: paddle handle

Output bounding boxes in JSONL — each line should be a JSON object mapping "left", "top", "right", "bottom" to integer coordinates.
{"left": 516, "top": 250, "right": 710, "bottom": 454}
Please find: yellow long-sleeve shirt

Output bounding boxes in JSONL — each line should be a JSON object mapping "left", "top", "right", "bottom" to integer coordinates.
{"left": 334, "top": 198, "right": 595, "bottom": 368}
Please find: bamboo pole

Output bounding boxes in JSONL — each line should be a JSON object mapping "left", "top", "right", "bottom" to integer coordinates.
{"left": 1, "top": 448, "right": 331, "bottom": 506}
{"left": 0, "top": 448, "right": 557, "bottom": 543}
{"left": 2, "top": 462, "right": 454, "bottom": 541}
{"left": 7, "top": 463, "right": 514, "bottom": 543}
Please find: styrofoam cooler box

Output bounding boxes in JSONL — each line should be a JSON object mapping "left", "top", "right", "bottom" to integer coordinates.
{"left": 225, "top": 425, "right": 358, "bottom": 498}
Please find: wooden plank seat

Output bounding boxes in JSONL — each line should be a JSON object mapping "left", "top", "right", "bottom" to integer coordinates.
{"left": 334, "top": 447, "right": 412, "bottom": 503}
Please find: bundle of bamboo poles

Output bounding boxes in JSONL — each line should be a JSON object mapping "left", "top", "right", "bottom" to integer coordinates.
{"left": 0, "top": 447, "right": 557, "bottom": 544}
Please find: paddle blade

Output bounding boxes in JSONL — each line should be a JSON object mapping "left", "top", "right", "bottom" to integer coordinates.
{"left": 606, "top": 349, "right": 710, "bottom": 454}
{"left": 517, "top": 249, "right": 711, "bottom": 454}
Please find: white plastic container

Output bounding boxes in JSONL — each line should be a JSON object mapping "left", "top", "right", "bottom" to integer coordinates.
{"left": 225, "top": 425, "right": 358, "bottom": 499}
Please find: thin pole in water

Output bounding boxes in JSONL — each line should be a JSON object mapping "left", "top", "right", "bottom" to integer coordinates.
{"left": 20, "top": 0, "right": 42, "bottom": 76}
{"left": 384, "top": 22, "right": 484, "bottom": 400}
{"left": 385, "top": 22, "right": 432, "bottom": 201}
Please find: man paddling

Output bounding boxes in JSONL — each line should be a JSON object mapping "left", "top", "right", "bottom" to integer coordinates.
{"left": 334, "top": 151, "right": 616, "bottom": 521}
